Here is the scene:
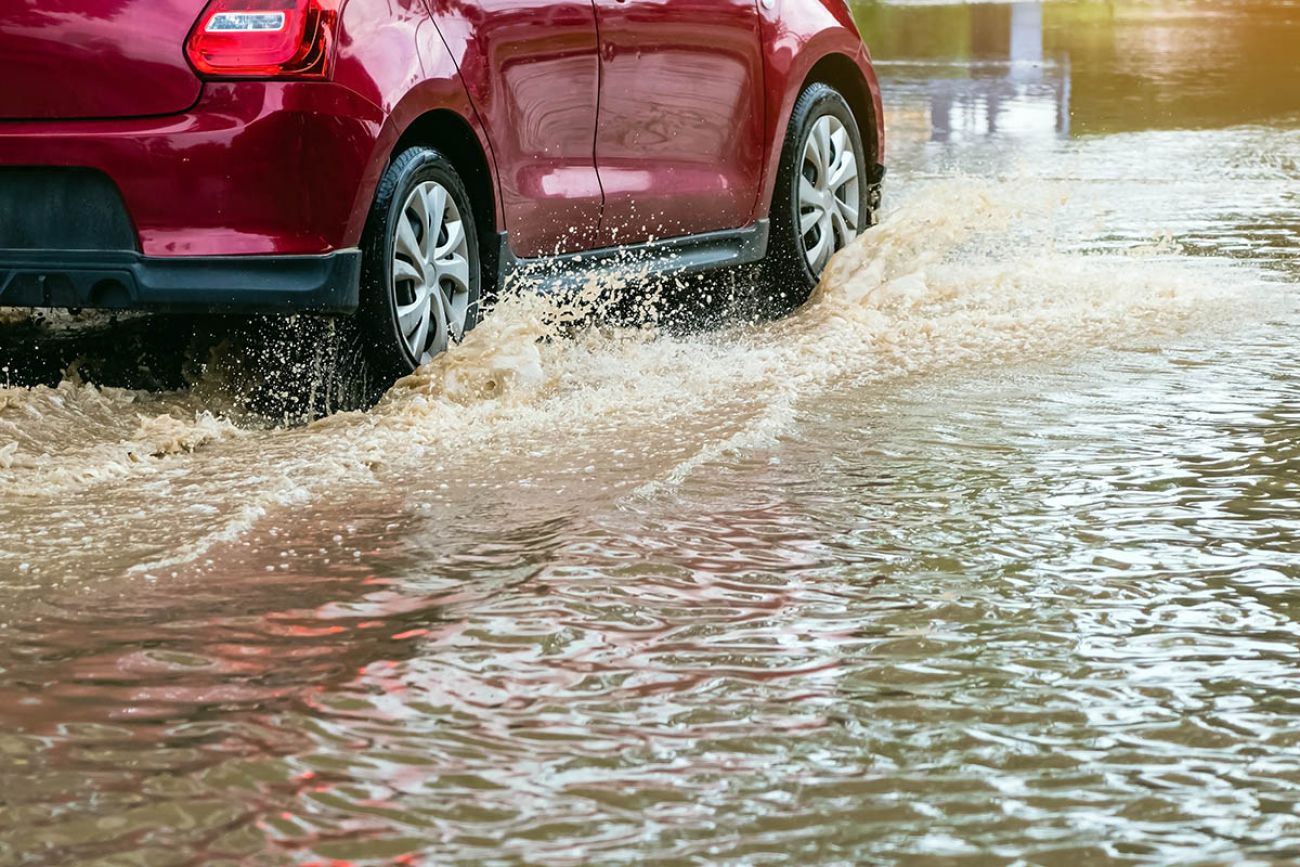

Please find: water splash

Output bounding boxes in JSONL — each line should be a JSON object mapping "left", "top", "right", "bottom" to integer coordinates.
{"left": 0, "top": 178, "right": 1271, "bottom": 579}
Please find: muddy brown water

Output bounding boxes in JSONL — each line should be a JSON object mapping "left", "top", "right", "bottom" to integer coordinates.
{"left": 2, "top": 1, "right": 1300, "bottom": 864}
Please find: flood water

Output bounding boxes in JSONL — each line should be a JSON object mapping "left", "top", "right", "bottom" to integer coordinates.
{"left": 3, "top": 1, "right": 1300, "bottom": 863}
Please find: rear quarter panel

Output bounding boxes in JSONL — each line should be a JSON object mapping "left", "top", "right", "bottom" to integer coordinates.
{"left": 421, "top": 0, "right": 607, "bottom": 257}
{"left": 333, "top": 0, "right": 498, "bottom": 246}
{"left": 755, "top": 0, "right": 884, "bottom": 220}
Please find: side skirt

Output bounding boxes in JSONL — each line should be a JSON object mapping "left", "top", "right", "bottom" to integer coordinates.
{"left": 495, "top": 220, "right": 770, "bottom": 296}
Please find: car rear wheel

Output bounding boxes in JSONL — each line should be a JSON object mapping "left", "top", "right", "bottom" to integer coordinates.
{"left": 358, "top": 146, "right": 481, "bottom": 383}
{"left": 761, "top": 82, "right": 870, "bottom": 314}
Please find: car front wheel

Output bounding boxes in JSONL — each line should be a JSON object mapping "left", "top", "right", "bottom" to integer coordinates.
{"left": 762, "top": 82, "right": 870, "bottom": 313}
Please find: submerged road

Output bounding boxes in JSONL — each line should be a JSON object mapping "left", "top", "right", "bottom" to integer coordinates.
{"left": 1, "top": 1, "right": 1298, "bottom": 863}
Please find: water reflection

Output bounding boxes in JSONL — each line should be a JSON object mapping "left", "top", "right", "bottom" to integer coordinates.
{"left": 871, "top": 2, "right": 1072, "bottom": 142}
{"left": 854, "top": 0, "right": 1300, "bottom": 141}
{"left": 854, "top": 0, "right": 1300, "bottom": 274}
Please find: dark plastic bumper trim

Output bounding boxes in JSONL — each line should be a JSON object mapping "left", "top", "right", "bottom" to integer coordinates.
{"left": 0, "top": 249, "right": 361, "bottom": 313}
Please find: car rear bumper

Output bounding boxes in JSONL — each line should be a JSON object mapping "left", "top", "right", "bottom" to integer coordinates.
{"left": 0, "top": 81, "right": 384, "bottom": 258}
{"left": 0, "top": 249, "right": 361, "bottom": 313}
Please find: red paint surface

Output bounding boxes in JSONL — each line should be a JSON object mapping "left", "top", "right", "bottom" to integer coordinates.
{"left": 0, "top": 0, "right": 882, "bottom": 261}
{"left": 591, "top": 0, "right": 767, "bottom": 246}
{"left": 0, "top": 0, "right": 206, "bottom": 120}
{"left": 426, "top": 0, "right": 606, "bottom": 256}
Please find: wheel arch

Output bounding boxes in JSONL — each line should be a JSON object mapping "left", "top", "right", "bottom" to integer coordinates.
{"left": 802, "top": 52, "right": 881, "bottom": 170}
{"left": 376, "top": 106, "right": 504, "bottom": 297}
{"left": 342, "top": 74, "right": 503, "bottom": 252}
{"left": 392, "top": 109, "right": 499, "bottom": 240}
{"left": 754, "top": 19, "right": 884, "bottom": 222}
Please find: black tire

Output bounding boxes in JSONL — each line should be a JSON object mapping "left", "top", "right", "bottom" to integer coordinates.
{"left": 760, "top": 82, "right": 870, "bottom": 314}
{"left": 217, "top": 148, "right": 482, "bottom": 425}
{"left": 357, "top": 146, "right": 481, "bottom": 384}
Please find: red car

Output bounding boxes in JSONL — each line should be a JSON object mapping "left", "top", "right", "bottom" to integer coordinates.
{"left": 0, "top": 0, "right": 883, "bottom": 383}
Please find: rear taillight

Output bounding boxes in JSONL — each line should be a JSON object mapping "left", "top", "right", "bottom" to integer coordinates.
{"left": 186, "top": 0, "right": 343, "bottom": 80}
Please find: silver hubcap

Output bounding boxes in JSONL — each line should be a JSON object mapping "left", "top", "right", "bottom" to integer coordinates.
{"left": 798, "top": 114, "right": 861, "bottom": 275}
{"left": 393, "top": 181, "right": 472, "bottom": 364}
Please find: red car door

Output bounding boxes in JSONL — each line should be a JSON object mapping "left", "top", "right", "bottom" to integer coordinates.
{"left": 427, "top": 0, "right": 604, "bottom": 257}
{"left": 591, "top": 0, "right": 767, "bottom": 248}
